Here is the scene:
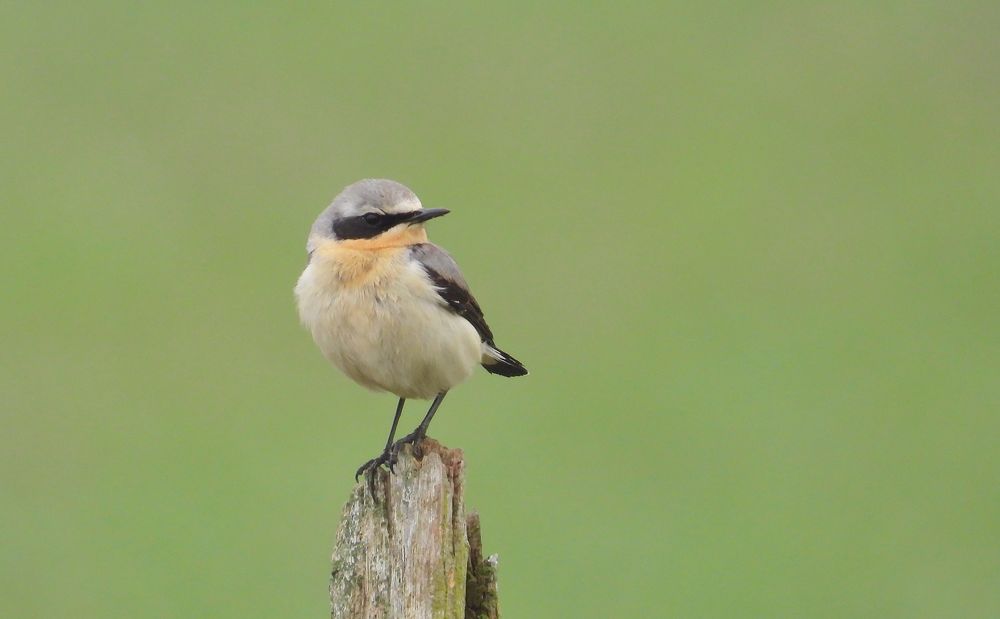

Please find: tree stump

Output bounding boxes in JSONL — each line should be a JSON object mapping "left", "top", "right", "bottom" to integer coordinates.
{"left": 330, "top": 439, "right": 500, "bottom": 619}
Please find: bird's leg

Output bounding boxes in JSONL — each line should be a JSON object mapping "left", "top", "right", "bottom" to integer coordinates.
{"left": 390, "top": 391, "right": 448, "bottom": 461}
{"left": 380, "top": 397, "right": 406, "bottom": 471}
{"left": 355, "top": 398, "right": 406, "bottom": 493}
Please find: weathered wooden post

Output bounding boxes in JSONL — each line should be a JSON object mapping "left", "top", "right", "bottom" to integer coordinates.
{"left": 329, "top": 439, "right": 500, "bottom": 619}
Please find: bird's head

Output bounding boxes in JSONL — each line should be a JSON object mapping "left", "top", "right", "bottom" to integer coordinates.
{"left": 307, "top": 179, "right": 449, "bottom": 253}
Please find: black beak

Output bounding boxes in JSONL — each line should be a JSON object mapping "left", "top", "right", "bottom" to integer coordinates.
{"left": 406, "top": 208, "right": 450, "bottom": 223}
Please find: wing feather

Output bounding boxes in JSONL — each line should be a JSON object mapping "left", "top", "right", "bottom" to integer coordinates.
{"left": 410, "top": 243, "right": 527, "bottom": 377}
{"left": 410, "top": 243, "right": 494, "bottom": 344}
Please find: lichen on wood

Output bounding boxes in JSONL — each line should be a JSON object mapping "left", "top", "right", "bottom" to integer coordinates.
{"left": 330, "top": 439, "right": 500, "bottom": 619}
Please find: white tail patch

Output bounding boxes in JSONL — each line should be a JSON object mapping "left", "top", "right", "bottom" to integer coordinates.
{"left": 482, "top": 345, "right": 504, "bottom": 364}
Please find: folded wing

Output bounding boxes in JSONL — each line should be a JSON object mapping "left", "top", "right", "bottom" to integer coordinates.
{"left": 410, "top": 243, "right": 527, "bottom": 377}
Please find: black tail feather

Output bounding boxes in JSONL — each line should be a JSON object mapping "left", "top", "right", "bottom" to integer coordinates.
{"left": 482, "top": 346, "right": 528, "bottom": 377}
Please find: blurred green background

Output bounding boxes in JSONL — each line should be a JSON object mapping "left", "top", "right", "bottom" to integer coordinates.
{"left": 2, "top": 2, "right": 998, "bottom": 617}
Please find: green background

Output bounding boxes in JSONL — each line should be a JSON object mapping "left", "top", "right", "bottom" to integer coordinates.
{"left": 3, "top": 3, "right": 998, "bottom": 617}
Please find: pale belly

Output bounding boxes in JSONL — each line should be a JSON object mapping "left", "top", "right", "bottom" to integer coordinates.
{"left": 295, "top": 255, "right": 483, "bottom": 400}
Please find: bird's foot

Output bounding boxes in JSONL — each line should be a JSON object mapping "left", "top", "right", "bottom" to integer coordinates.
{"left": 355, "top": 432, "right": 430, "bottom": 498}
{"left": 354, "top": 451, "right": 392, "bottom": 482}
{"left": 389, "top": 430, "right": 428, "bottom": 463}
{"left": 354, "top": 449, "right": 396, "bottom": 499}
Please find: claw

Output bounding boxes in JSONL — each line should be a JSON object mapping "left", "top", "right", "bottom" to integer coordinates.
{"left": 354, "top": 451, "right": 391, "bottom": 500}
{"left": 385, "top": 430, "right": 428, "bottom": 464}
{"left": 389, "top": 439, "right": 404, "bottom": 464}
{"left": 355, "top": 458, "right": 376, "bottom": 482}
{"left": 355, "top": 429, "right": 431, "bottom": 496}
{"left": 366, "top": 466, "right": 378, "bottom": 499}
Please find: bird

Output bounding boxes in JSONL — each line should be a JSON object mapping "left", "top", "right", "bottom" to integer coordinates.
{"left": 295, "top": 179, "right": 527, "bottom": 490}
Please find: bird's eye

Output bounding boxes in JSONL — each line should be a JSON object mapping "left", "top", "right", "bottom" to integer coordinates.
{"left": 363, "top": 213, "right": 382, "bottom": 226}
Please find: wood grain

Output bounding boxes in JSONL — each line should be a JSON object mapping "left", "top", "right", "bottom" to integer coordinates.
{"left": 330, "top": 440, "right": 500, "bottom": 619}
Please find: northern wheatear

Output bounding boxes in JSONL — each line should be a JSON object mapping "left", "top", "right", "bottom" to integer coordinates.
{"left": 295, "top": 179, "right": 526, "bottom": 487}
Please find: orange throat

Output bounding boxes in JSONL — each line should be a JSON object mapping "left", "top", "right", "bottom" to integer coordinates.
{"left": 311, "top": 226, "right": 428, "bottom": 286}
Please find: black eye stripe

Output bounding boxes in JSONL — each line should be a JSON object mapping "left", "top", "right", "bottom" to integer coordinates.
{"left": 332, "top": 212, "right": 419, "bottom": 239}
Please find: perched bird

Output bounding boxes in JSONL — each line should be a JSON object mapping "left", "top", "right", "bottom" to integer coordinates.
{"left": 295, "top": 179, "right": 527, "bottom": 487}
